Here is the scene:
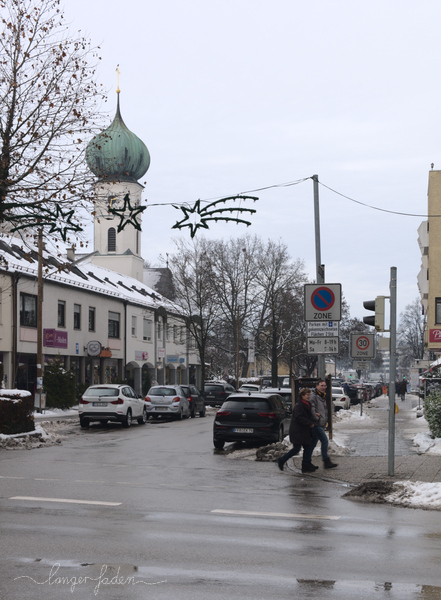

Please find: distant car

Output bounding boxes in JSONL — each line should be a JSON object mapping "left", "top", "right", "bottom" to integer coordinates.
{"left": 181, "top": 384, "right": 206, "bottom": 418}
{"left": 237, "top": 384, "right": 261, "bottom": 393}
{"left": 79, "top": 384, "right": 147, "bottom": 428}
{"left": 145, "top": 385, "right": 190, "bottom": 420}
{"left": 282, "top": 377, "right": 290, "bottom": 387}
{"left": 331, "top": 386, "right": 351, "bottom": 411}
{"left": 204, "top": 381, "right": 236, "bottom": 407}
{"left": 213, "top": 392, "right": 292, "bottom": 449}
{"left": 261, "top": 387, "right": 293, "bottom": 413}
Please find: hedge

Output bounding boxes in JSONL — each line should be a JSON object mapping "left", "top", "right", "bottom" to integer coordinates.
{"left": 0, "top": 390, "right": 34, "bottom": 435}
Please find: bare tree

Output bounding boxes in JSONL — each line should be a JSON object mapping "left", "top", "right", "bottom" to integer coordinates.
{"left": 168, "top": 237, "right": 221, "bottom": 387}
{"left": 398, "top": 297, "right": 426, "bottom": 367}
{"left": 0, "top": 0, "right": 105, "bottom": 242}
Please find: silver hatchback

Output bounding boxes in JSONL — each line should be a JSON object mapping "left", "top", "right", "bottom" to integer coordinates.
{"left": 145, "top": 385, "right": 190, "bottom": 420}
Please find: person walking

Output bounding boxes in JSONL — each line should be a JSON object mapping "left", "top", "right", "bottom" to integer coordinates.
{"left": 277, "top": 388, "right": 318, "bottom": 473}
{"left": 310, "top": 379, "right": 338, "bottom": 470}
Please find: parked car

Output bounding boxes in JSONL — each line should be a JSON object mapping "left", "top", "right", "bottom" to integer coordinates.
{"left": 331, "top": 386, "right": 351, "bottom": 411}
{"left": 204, "top": 381, "right": 236, "bottom": 407}
{"left": 237, "top": 384, "right": 261, "bottom": 393}
{"left": 181, "top": 384, "right": 206, "bottom": 418}
{"left": 213, "top": 392, "right": 291, "bottom": 449}
{"left": 79, "top": 384, "right": 147, "bottom": 428}
{"left": 145, "top": 385, "right": 190, "bottom": 420}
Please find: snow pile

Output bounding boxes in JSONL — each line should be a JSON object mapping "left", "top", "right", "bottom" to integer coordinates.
{"left": 385, "top": 481, "right": 441, "bottom": 509}
{"left": 0, "top": 421, "right": 70, "bottom": 450}
{"left": 413, "top": 432, "right": 441, "bottom": 455}
{"left": 334, "top": 406, "right": 372, "bottom": 421}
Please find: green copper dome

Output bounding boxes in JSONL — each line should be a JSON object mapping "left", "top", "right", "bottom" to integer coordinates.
{"left": 86, "top": 93, "right": 150, "bottom": 182}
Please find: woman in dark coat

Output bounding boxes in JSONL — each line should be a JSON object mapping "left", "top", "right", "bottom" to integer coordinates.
{"left": 277, "top": 388, "right": 317, "bottom": 473}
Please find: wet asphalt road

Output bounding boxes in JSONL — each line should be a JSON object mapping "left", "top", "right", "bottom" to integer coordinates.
{"left": 0, "top": 411, "right": 440, "bottom": 599}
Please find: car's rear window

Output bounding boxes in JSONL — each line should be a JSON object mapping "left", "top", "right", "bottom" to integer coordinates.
{"left": 83, "top": 388, "right": 119, "bottom": 397}
{"left": 205, "top": 385, "right": 224, "bottom": 392}
{"left": 149, "top": 387, "right": 177, "bottom": 397}
{"left": 222, "top": 400, "right": 270, "bottom": 411}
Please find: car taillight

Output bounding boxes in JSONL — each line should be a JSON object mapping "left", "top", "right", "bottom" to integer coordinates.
{"left": 145, "top": 396, "right": 151, "bottom": 402}
{"left": 110, "top": 398, "right": 124, "bottom": 405}
{"left": 188, "top": 395, "right": 193, "bottom": 402}
{"left": 172, "top": 396, "right": 180, "bottom": 403}
{"left": 79, "top": 398, "right": 89, "bottom": 404}
{"left": 257, "top": 412, "right": 277, "bottom": 418}
{"left": 216, "top": 411, "right": 231, "bottom": 416}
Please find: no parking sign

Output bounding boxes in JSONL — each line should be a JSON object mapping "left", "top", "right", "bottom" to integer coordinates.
{"left": 304, "top": 284, "right": 342, "bottom": 321}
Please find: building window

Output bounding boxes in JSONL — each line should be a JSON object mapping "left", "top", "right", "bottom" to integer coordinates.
{"left": 436, "top": 298, "right": 441, "bottom": 324}
{"left": 157, "top": 320, "right": 162, "bottom": 340}
{"left": 58, "top": 300, "right": 66, "bottom": 327}
{"left": 108, "top": 311, "right": 120, "bottom": 338}
{"left": 173, "top": 325, "right": 178, "bottom": 342}
{"left": 166, "top": 324, "right": 171, "bottom": 342}
{"left": 132, "top": 315, "right": 137, "bottom": 336}
{"left": 20, "top": 293, "right": 37, "bottom": 327}
{"left": 108, "top": 227, "right": 116, "bottom": 252}
{"left": 74, "top": 304, "right": 81, "bottom": 330}
{"left": 143, "top": 318, "right": 152, "bottom": 341}
{"left": 89, "top": 307, "right": 95, "bottom": 332}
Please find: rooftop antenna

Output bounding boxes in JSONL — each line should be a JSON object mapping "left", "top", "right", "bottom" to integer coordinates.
{"left": 116, "top": 64, "right": 120, "bottom": 93}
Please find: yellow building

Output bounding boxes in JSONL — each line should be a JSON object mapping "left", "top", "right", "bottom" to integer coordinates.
{"left": 419, "top": 170, "right": 441, "bottom": 352}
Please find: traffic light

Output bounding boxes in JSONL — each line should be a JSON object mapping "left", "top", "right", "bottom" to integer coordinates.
{"left": 363, "top": 296, "right": 386, "bottom": 331}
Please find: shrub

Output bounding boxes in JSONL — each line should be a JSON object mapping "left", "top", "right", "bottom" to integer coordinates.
{"left": 44, "top": 358, "right": 77, "bottom": 409}
{"left": 0, "top": 391, "right": 34, "bottom": 435}
{"left": 424, "top": 389, "right": 441, "bottom": 438}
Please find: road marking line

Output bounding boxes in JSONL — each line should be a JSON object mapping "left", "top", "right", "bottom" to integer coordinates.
{"left": 0, "top": 476, "right": 25, "bottom": 479}
{"left": 211, "top": 509, "right": 340, "bottom": 521}
{"left": 34, "top": 478, "right": 60, "bottom": 481}
{"left": 10, "top": 496, "right": 121, "bottom": 506}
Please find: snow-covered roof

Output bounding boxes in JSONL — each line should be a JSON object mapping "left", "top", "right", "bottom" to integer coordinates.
{"left": 0, "top": 235, "right": 183, "bottom": 315}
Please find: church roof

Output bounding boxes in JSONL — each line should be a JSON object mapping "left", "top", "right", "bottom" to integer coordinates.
{"left": 86, "top": 93, "right": 150, "bottom": 182}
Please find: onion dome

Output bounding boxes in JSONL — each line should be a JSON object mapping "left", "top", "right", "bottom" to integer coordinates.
{"left": 86, "top": 93, "right": 150, "bottom": 182}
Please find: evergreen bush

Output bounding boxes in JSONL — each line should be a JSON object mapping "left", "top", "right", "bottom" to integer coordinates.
{"left": 0, "top": 391, "right": 34, "bottom": 434}
{"left": 424, "top": 389, "right": 441, "bottom": 438}
{"left": 44, "top": 358, "right": 77, "bottom": 409}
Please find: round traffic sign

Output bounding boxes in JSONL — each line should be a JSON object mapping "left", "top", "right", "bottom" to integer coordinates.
{"left": 356, "top": 336, "right": 370, "bottom": 350}
{"left": 311, "top": 287, "right": 335, "bottom": 311}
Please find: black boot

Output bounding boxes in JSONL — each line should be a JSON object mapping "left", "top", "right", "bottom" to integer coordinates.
{"left": 324, "top": 457, "right": 338, "bottom": 469}
{"left": 301, "top": 463, "right": 317, "bottom": 473}
{"left": 277, "top": 458, "right": 284, "bottom": 471}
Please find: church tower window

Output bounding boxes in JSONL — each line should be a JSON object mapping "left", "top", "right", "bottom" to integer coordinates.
{"left": 108, "top": 227, "right": 116, "bottom": 252}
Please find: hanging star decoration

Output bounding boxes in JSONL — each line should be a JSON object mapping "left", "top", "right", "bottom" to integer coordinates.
{"left": 6, "top": 202, "right": 82, "bottom": 241}
{"left": 108, "top": 193, "right": 147, "bottom": 232}
{"left": 172, "top": 195, "right": 258, "bottom": 238}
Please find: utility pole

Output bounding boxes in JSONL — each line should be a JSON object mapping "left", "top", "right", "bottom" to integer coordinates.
{"left": 388, "top": 267, "right": 397, "bottom": 476}
{"left": 36, "top": 229, "right": 44, "bottom": 411}
{"left": 313, "top": 175, "right": 325, "bottom": 379}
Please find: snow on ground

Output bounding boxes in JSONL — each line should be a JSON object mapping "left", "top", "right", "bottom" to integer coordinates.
{"left": 385, "top": 481, "right": 441, "bottom": 509}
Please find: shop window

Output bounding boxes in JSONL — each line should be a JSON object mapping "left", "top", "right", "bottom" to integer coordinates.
{"left": 436, "top": 298, "right": 441, "bottom": 324}
{"left": 132, "top": 315, "right": 137, "bottom": 336}
{"left": 20, "top": 293, "right": 37, "bottom": 327}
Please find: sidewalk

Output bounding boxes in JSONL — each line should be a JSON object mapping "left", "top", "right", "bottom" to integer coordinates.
{"left": 297, "top": 394, "right": 441, "bottom": 485}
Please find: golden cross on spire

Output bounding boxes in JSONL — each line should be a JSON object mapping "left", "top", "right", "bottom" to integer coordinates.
{"left": 116, "top": 64, "right": 120, "bottom": 93}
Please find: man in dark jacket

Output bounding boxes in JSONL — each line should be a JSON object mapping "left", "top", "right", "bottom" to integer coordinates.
{"left": 277, "top": 388, "right": 318, "bottom": 473}
{"left": 310, "top": 379, "right": 338, "bottom": 469}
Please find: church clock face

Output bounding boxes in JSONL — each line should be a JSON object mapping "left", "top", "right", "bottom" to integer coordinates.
{"left": 107, "top": 195, "right": 118, "bottom": 208}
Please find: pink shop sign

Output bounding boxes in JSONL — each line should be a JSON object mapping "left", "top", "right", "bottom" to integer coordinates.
{"left": 44, "top": 329, "right": 68, "bottom": 349}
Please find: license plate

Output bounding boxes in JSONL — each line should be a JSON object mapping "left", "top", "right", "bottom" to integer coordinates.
{"left": 156, "top": 406, "right": 167, "bottom": 411}
{"left": 233, "top": 428, "right": 253, "bottom": 433}
{"left": 93, "top": 402, "right": 107, "bottom": 407}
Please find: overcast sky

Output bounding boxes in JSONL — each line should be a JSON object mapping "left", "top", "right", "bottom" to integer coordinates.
{"left": 65, "top": 0, "right": 440, "bottom": 321}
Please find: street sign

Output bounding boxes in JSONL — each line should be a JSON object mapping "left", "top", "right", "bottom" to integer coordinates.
{"left": 350, "top": 333, "right": 375, "bottom": 358}
{"left": 307, "top": 321, "right": 339, "bottom": 337}
{"left": 307, "top": 337, "right": 339, "bottom": 355}
{"left": 353, "top": 360, "right": 371, "bottom": 370}
{"left": 304, "top": 284, "right": 342, "bottom": 321}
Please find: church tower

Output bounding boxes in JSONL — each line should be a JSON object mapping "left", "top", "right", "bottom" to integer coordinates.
{"left": 86, "top": 85, "right": 150, "bottom": 282}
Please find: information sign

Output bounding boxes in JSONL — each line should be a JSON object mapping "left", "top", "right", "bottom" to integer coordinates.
{"left": 307, "top": 321, "right": 339, "bottom": 337}
{"left": 307, "top": 337, "right": 339, "bottom": 355}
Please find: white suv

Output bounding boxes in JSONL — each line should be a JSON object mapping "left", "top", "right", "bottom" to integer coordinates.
{"left": 79, "top": 384, "right": 147, "bottom": 428}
